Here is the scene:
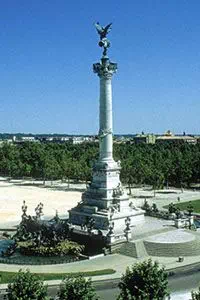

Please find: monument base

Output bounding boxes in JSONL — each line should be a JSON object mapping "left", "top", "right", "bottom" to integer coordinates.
{"left": 69, "top": 157, "right": 145, "bottom": 236}
{"left": 69, "top": 206, "right": 145, "bottom": 231}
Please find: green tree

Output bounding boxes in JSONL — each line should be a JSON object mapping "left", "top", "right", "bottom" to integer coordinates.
{"left": 191, "top": 288, "right": 200, "bottom": 300}
{"left": 168, "top": 202, "right": 176, "bottom": 214}
{"left": 160, "top": 151, "right": 173, "bottom": 189}
{"left": 171, "top": 149, "right": 192, "bottom": 190}
{"left": 117, "top": 259, "right": 169, "bottom": 300}
{"left": 121, "top": 159, "right": 134, "bottom": 195}
{"left": 41, "top": 154, "right": 61, "bottom": 185}
{"left": 6, "top": 269, "right": 49, "bottom": 300}
{"left": 57, "top": 275, "right": 98, "bottom": 300}
{"left": 70, "top": 160, "right": 83, "bottom": 182}
{"left": 0, "top": 143, "right": 22, "bottom": 178}
{"left": 149, "top": 170, "right": 164, "bottom": 197}
{"left": 80, "top": 160, "right": 92, "bottom": 185}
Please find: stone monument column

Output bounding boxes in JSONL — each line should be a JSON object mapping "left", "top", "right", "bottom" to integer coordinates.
{"left": 68, "top": 23, "right": 144, "bottom": 232}
{"left": 93, "top": 57, "right": 117, "bottom": 162}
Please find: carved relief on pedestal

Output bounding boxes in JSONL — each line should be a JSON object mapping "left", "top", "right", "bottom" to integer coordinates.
{"left": 107, "top": 220, "right": 115, "bottom": 235}
{"left": 109, "top": 203, "right": 120, "bottom": 214}
{"left": 113, "top": 182, "right": 124, "bottom": 197}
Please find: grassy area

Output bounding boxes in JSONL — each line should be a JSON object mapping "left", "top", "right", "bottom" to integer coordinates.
{"left": 163, "top": 199, "right": 200, "bottom": 213}
{"left": 0, "top": 269, "right": 116, "bottom": 284}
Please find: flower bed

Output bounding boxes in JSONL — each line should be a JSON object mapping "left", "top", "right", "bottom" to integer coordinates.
{"left": 18, "top": 240, "right": 84, "bottom": 257}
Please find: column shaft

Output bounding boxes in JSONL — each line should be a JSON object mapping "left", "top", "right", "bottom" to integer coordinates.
{"left": 99, "top": 75, "right": 113, "bottom": 161}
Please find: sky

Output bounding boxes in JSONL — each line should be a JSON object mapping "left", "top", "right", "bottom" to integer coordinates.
{"left": 1, "top": 0, "right": 200, "bottom": 135}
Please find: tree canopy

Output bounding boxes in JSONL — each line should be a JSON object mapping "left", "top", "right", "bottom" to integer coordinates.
{"left": 191, "top": 288, "right": 200, "bottom": 300}
{"left": 0, "top": 141, "right": 200, "bottom": 189}
{"left": 117, "top": 259, "right": 169, "bottom": 300}
{"left": 6, "top": 269, "right": 48, "bottom": 300}
{"left": 57, "top": 275, "right": 98, "bottom": 300}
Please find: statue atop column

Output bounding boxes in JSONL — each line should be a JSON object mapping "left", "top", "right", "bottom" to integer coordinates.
{"left": 94, "top": 22, "right": 112, "bottom": 57}
{"left": 93, "top": 22, "right": 117, "bottom": 83}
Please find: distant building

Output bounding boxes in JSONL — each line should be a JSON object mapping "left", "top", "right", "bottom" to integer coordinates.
{"left": 60, "top": 137, "right": 70, "bottom": 142}
{"left": 132, "top": 133, "right": 156, "bottom": 144}
{"left": 69, "top": 136, "right": 94, "bottom": 144}
{"left": 114, "top": 136, "right": 131, "bottom": 144}
{"left": 21, "top": 136, "right": 35, "bottom": 142}
{"left": 37, "top": 136, "right": 70, "bottom": 143}
{"left": 49, "top": 136, "right": 70, "bottom": 142}
{"left": 156, "top": 130, "right": 197, "bottom": 144}
{"left": 35, "top": 135, "right": 95, "bottom": 144}
{"left": 45, "top": 137, "right": 54, "bottom": 142}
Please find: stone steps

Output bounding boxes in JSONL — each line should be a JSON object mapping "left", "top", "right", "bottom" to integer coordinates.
{"left": 114, "top": 242, "right": 137, "bottom": 258}
{"left": 135, "top": 240, "right": 148, "bottom": 258}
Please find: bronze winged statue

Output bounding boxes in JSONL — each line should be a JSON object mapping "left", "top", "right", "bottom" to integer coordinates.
{"left": 94, "top": 22, "right": 112, "bottom": 39}
{"left": 94, "top": 22, "right": 112, "bottom": 57}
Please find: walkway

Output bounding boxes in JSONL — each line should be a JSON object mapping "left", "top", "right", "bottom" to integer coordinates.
{"left": 130, "top": 188, "right": 200, "bottom": 210}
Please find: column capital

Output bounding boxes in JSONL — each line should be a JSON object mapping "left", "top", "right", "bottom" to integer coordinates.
{"left": 93, "top": 58, "right": 117, "bottom": 79}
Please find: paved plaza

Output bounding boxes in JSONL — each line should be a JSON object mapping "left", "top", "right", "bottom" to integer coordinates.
{"left": 0, "top": 178, "right": 81, "bottom": 229}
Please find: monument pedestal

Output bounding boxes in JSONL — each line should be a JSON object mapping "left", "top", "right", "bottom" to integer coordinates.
{"left": 69, "top": 158, "right": 144, "bottom": 232}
